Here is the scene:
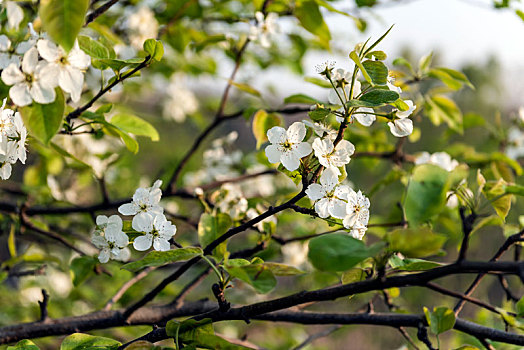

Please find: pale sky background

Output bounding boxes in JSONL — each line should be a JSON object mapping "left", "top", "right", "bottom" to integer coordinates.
{"left": 247, "top": 0, "right": 524, "bottom": 108}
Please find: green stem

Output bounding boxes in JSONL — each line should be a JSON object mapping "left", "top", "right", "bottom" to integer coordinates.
{"left": 201, "top": 254, "right": 223, "bottom": 284}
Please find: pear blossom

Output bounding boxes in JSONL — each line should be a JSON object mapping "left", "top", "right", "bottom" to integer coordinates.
{"left": 265, "top": 122, "right": 312, "bottom": 171}
{"left": 215, "top": 184, "right": 248, "bottom": 220}
{"left": 162, "top": 80, "right": 198, "bottom": 122}
{"left": 388, "top": 100, "right": 415, "bottom": 137}
{"left": 305, "top": 168, "right": 349, "bottom": 219}
{"left": 37, "top": 39, "right": 90, "bottom": 102}
{"left": 387, "top": 77, "right": 402, "bottom": 94}
{"left": 354, "top": 107, "right": 376, "bottom": 127}
{"left": 91, "top": 215, "right": 130, "bottom": 263}
{"left": 349, "top": 222, "right": 367, "bottom": 240}
{"left": 415, "top": 152, "right": 459, "bottom": 172}
{"left": 0, "top": 35, "right": 20, "bottom": 69}
{"left": 332, "top": 68, "right": 352, "bottom": 84}
{"left": 1, "top": 47, "right": 57, "bottom": 106}
{"left": 506, "top": 127, "right": 524, "bottom": 160}
{"left": 302, "top": 120, "right": 337, "bottom": 140}
{"left": 118, "top": 180, "right": 164, "bottom": 227}
{"left": 342, "top": 189, "right": 370, "bottom": 229}
{"left": 132, "top": 213, "right": 177, "bottom": 251}
{"left": 128, "top": 6, "right": 159, "bottom": 49}
{"left": 282, "top": 241, "right": 309, "bottom": 268}
{"left": 246, "top": 205, "right": 277, "bottom": 232}
{"left": 249, "top": 12, "right": 278, "bottom": 48}
{"left": 312, "top": 138, "right": 354, "bottom": 175}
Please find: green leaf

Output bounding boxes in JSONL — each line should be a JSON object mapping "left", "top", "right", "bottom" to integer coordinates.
{"left": 386, "top": 228, "right": 447, "bottom": 258}
{"left": 229, "top": 81, "right": 261, "bottom": 97}
{"left": 404, "top": 164, "right": 450, "bottom": 226}
{"left": 7, "top": 339, "right": 40, "bottom": 350}
{"left": 110, "top": 113, "right": 159, "bottom": 141}
{"left": 121, "top": 247, "right": 203, "bottom": 272}
{"left": 224, "top": 262, "right": 277, "bottom": 294}
{"left": 70, "top": 256, "right": 96, "bottom": 287}
{"left": 349, "top": 51, "right": 372, "bottom": 84}
{"left": 392, "top": 57, "right": 415, "bottom": 75}
{"left": 308, "top": 108, "right": 332, "bottom": 122}
{"left": 470, "top": 215, "right": 503, "bottom": 235}
{"left": 425, "top": 95, "right": 463, "bottom": 134}
{"left": 341, "top": 268, "right": 367, "bottom": 284}
{"left": 143, "top": 39, "right": 164, "bottom": 61}
{"left": 198, "top": 213, "right": 232, "bottom": 259}
{"left": 60, "top": 333, "right": 120, "bottom": 350}
{"left": 308, "top": 233, "right": 380, "bottom": 272}
{"left": 39, "top": 0, "right": 90, "bottom": 52}
{"left": 424, "top": 306, "right": 456, "bottom": 335}
{"left": 96, "top": 58, "right": 143, "bottom": 73}
{"left": 167, "top": 319, "right": 254, "bottom": 350}
{"left": 359, "top": 89, "right": 399, "bottom": 105}
{"left": 483, "top": 179, "right": 512, "bottom": 221}
{"left": 284, "top": 93, "right": 320, "bottom": 105}
{"left": 418, "top": 52, "right": 433, "bottom": 74}
{"left": 388, "top": 255, "right": 442, "bottom": 271}
{"left": 362, "top": 24, "right": 394, "bottom": 56}
{"left": 261, "top": 262, "right": 305, "bottom": 276}
{"left": 365, "top": 50, "right": 387, "bottom": 60}
{"left": 252, "top": 110, "right": 281, "bottom": 149}
{"left": 434, "top": 67, "right": 474, "bottom": 89}
{"left": 304, "top": 76, "right": 332, "bottom": 88}
{"left": 277, "top": 163, "right": 302, "bottom": 185}
{"left": 19, "top": 88, "right": 65, "bottom": 144}
{"left": 517, "top": 9, "right": 524, "bottom": 21}
{"left": 77, "top": 35, "right": 110, "bottom": 59}
{"left": 362, "top": 60, "right": 388, "bottom": 85}
{"left": 295, "top": 0, "right": 331, "bottom": 46}
{"left": 516, "top": 296, "right": 524, "bottom": 317}
{"left": 315, "top": 0, "right": 352, "bottom": 17}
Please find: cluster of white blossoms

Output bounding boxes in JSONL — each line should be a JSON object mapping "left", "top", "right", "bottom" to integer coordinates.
{"left": 127, "top": 6, "right": 159, "bottom": 49}
{"left": 248, "top": 11, "right": 278, "bottom": 48}
{"left": 1, "top": 38, "right": 90, "bottom": 106}
{"left": 91, "top": 180, "right": 178, "bottom": 263}
{"left": 162, "top": 76, "right": 199, "bottom": 123}
{"left": 305, "top": 168, "right": 370, "bottom": 239}
{"left": 0, "top": 99, "right": 26, "bottom": 180}
{"left": 414, "top": 151, "right": 459, "bottom": 172}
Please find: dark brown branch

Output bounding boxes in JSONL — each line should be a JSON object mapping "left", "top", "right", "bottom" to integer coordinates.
{"left": 84, "top": 0, "right": 120, "bottom": 26}
{"left": 454, "top": 229, "right": 524, "bottom": 315}
{"left": 457, "top": 207, "right": 476, "bottom": 262}
{"left": 38, "top": 289, "right": 50, "bottom": 323}
{"left": 66, "top": 56, "right": 151, "bottom": 123}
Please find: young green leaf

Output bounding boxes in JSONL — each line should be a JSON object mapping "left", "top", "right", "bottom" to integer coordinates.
{"left": 110, "top": 113, "right": 159, "bottom": 141}
{"left": 424, "top": 306, "right": 456, "bottom": 335}
{"left": 7, "top": 339, "right": 40, "bottom": 350}
{"left": 387, "top": 228, "right": 447, "bottom": 258}
{"left": 60, "top": 333, "right": 121, "bottom": 350}
{"left": 39, "top": 0, "right": 90, "bottom": 52}
{"left": 121, "top": 247, "right": 203, "bottom": 272}
{"left": 252, "top": 110, "right": 282, "bottom": 149}
{"left": 70, "top": 256, "right": 97, "bottom": 287}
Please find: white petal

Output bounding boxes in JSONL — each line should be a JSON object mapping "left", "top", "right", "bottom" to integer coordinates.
{"left": 319, "top": 167, "right": 339, "bottom": 190}
{"left": 6, "top": 1, "right": 24, "bottom": 30}
{"left": 153, "top": 238, "right": 171, "bottom": 251}
{"left": 305, "top": 183, "right": 325, "bottom": 201}
{"left": 114, "top": 247, "right": 131, "bottom": 262}
{"left": 107, "top": 215, "right": 123, "bottom": 227}
{"left": 118, "top": 202, "right": 139, "bottom": 216}
{"left": 312, "top": 138, "right": 333, "bottom": 158}
{"left": 132, "top": 212, "right": 153, "bottom": 233}
{"left": 329, "top": 199, "right": 347, "bottom": 219}
{"left": 280, "top": 150, "right": 300, "bottom": 171}
{"left": 388, "top": 119, "right": 413, "bottom": 137}
{"left": 0, "top": 162, "right": 11, "bottom": 179}
{"left": 96, "top": 215, "right": 108, "bottom": 226}
{"left": 68, "top": 43, "right": 91, "bottom": 70}
{"left": 0, "top": 35, "right": 10, "bottom": 51}
{"left": 9, "top": 83, "right": 32, "bottom": 106}
{"left": 315, "top": 199, "right": 330, "bottom": 218}
{"left": 22, "top": 47, "right": 38, "bottom": 74}
{"left": 37, "top": 39, "right": 60, "bottom": 62}
{"left": 91, "top": 235, "right": 108, "bottom": 249}
{"left": 286, "top": 122, "right": 306, "bottom": 143}
{"left": 58, "top": 66, "right": 84, "bottom": 102}
{"left": 133, "top": 234, "right": 153, "bottom": 251}
{"left": 267, "top": 126, "right": 286, "bottom": 144}
{"left": 98, "top": 249, "right": 110, "bottom": 263}
{"left": 35, "top": 62, "right": 58, "bottom": 88}
{"left": 355, "top": 108, "right": 376, "bottom": 126}
{"left": 294, "top": 142, "right": 312, "bottom": 158}
{"left": 29, "top": 81, "right": 56, "bottom": 104}
{"left": 1, "top": 63, "right": 24, "bottom": 85}
{"left": 265, "top": 144, "right": 282, "bottom": 164}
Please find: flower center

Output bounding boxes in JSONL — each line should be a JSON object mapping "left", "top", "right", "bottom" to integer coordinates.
{"left": 281, "top": 141, "right": 292, "bottom": 150}
{"left": 59, "top": 56, "right": 68, "bottom": 65}
{"left": 25, "top": 74, "right": 34, "bottom": 83}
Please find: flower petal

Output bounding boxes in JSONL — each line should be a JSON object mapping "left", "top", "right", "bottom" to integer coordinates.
{"left": 22, "top": 47, "right": 38, "bottom": 75}
{"left": 305, "top": 183, "right": 325, "bottom": 201}
{"left": 133, "top": 234, "right": 152, "bottom": 251}
{"left": 1, "top": 63, "right": 24, "bottom": 85}
{"left": 118, "top": 203, "right": 139, "bottom": 216}
{"left": 286, "top": 122, "right": 306, "bottom": 143}
{"left": 266, "top": 126, "right": 286, "bottom": 144}
{"left": 329, "top": 199, "right": 347, "bottom": 219}
{"left": 280, "top": 150, "right": 300, "bottom": 171}
{"left": 98, "top": 249, "right": 110, "bottom": 263}
{"left": 265, "top": 144, "right": 282, "bottom": 164}
{"left": 9, "top": 83, "right": 32, "bottom": 106}
{"left": 388, "top": 118, "right": 413, "bottom": 137}
{"left": 37, "top": 39, "right": 60, "bottom": 63}
{"left": 315, "top": 198, "right": 330, "bottom": 218}
{"left": 295, "top": 142, "right": 312, "bottom": 158}
{"left": 132, "top": 212, "right": 153, "bottom": 233}
{"left": 153, "top": 238, "right": 171, "bottom": 251}
{"left": 29, "top": 81, "right": 56, "bottom": 104}
{"left": 58, "top": 65, "right": 84, "bottom": 102}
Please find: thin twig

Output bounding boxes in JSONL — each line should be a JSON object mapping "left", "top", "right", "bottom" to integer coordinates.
{"left": 104, "top": 267, "right": 156, "bottom": 310}
{"left": 84, "top": 0, "right": 120, "bottom": 26}
{"left": 38, "top": 289, "right": 50, "bottom": 323}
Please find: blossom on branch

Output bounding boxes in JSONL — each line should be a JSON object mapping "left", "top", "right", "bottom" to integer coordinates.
{"left": 388, "top": 100, "right": 415, "bottom": 137}
{"left": 92, "top": 215, "right": 130, "bottom": 263}
{"left": 305, "top": 168, "right": 349, "bottom": 219}
{"left": 132, "top": 213, "right": 177, "bottom": 251}
{"left": 265, "top": 122, "right": 312, "bottom": 171}
{"left": 118, "top": 180, "right": 164, "bottom": 228}
{"left": 312, "top": 138, "right": 354, "bottom": 175}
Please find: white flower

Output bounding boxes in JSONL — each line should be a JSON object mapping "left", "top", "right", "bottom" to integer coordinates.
{"left": 216, "top": 183, "right": 248, "bottom": 220}
{"left": 415, "top": 152, "right": 459, "bottom": 172}
{"left": 354, "top": 107, "right": 376, "bottom": 127}
{"left": 388, "top": 100, "right": 415, "bottom": 137}
{"left": 0, "top": 156, "right": 12, "bottom": 180}
{"left": 349, "top": 222, "right": 367, "bottom": 240}
{"left": 506, "top": 127, "right": 524, "bottom": 160}
{"left": 0, "top": 35, "right": 20, "bottom": 69}
{"left": 128, "top": 6, "right": 159, "bottom": 49}
{"left": 302, "top": 120, "right": 337, "bottom": 140}
{"left": 332, "top": 68, "right": 352, "bottom": 84}
{"left": 3, "top": 1, "right": 24, "bottom": 30}
{"left": 282, "top": 241, "right": 309, "bottom": 267}
{"left": 249, "top": 12, "right": 278, "bottom": 48}
{"left": 12, "top": 111, "right": 27, "bottom": 164}
{"left": 132, "top": 213, "right": 177, "bottom": 251}
{"left": 1, "top": 47, "right": 57, "bottom": 106}
{"left": 312, "top": 138, "right": 354, "bottom": 175}
{"left": 305, "top": 168, "right": 349, "bottom": 219}
{"left": 91, "top": 215, "right": 130, "bottom": 263}
{"left": 118, "top": 180, "right": 164, "bottom": 228}
{"left": 387, "top": 77, "right": 402, "bottom": 94}
{"left": 265, "top": 122, "right": 312, "bottom": 171}
{"left": 246, "top": 205, "right": 277, "bottom": 232}
{"left": 342, "top": 189, "right": 370, "bottom": 229}
{"left": 37, "top": 39, "right": 90, "bottom": 103}
{"left": 162, "top": 80, "right": 198, "bottom": 123}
